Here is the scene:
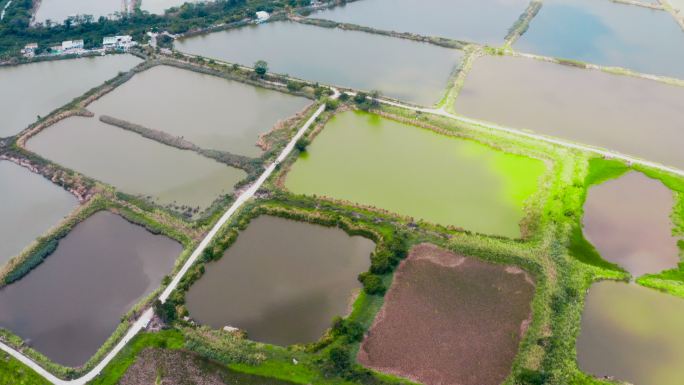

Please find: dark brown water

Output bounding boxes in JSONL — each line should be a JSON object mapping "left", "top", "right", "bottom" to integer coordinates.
{"left": 583, "top": 172, "right": 679, "bottom": 277}
{"left": 185, "top": 215, "right": 374, "bottom": 346}
{"left": 0, "top": 211, "right": 181, "bottom": 367}
{"left": 358, "top": 244, "right": 534, "bottom": 385}
{"left": 577, "top": 281, "right": 684, "bottom": 385}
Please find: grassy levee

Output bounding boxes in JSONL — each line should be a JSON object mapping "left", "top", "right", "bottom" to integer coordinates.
{"left": 503, "top": 0, "right": 543, "bottom": 47}
{"left": 0, "top": 350, "right": 51, "bottom": 385}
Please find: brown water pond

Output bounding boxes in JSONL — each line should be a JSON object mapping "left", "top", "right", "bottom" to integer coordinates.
{"left": 89, "top": 65, "right": 311, "bottom": 157}
{"left": 577, "top": 281, "right": 684, "bottom": 385}
{"left": 358, "top": 243, "right": 534, "bottom": 385}
{"left": 583, "top": 171, "right": 679, "bottom": 276}
{"left": 454, "top": 55, "right": 684, "bottom": 169}
{"left": 185, "top": 215, "right": 374, "bottom": 346}
{"left": 0, "top": 211, "right": 181, "bottom": 367}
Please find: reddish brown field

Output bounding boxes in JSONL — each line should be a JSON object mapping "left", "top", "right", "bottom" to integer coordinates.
{"left": 358, "top": 243, "right": 535, "bottom": 385}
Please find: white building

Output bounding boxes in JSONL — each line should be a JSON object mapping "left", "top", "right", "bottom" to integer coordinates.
{"left": 61, "top": 39, "right": 84, "bottom": 51}
{"left": 103, "top": 35, "right": 135, "bottom": 51}
{"left": 255, "top": 11, "right": 270, "bottom": 23}
{"left": 21, "top": 43, "right": 38, "bottom": 57}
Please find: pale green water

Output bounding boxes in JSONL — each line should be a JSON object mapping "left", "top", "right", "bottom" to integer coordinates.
{"left": 577, "top": 281, "right": 684, "bottom": 385}
{"left": 285, "top": 111, "right": 545, "bottom": 238}
{"left": 26, "top": 116, "right": 246, "bottom": 210}
{"left": 175, "top": 21, "right": 462, "bottom": 106}
{"left": 34, "top": 0, "right": 122, "bottom": 24}
{"left": 313, "top": 0, "right": 530, "bottom": 46}
{"left": 89, "top": 65, "right": 310, "bottom": 157}
{"left": 0, "top": 161, "right": 77, "bottom": 268}
{"left": 0, "top": 55, "right": 141, "bottom": 137}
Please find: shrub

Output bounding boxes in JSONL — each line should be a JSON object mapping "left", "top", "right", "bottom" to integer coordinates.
{"left": 295, "top": 138, "right": 310, "bottom": 152}
{"left": 331, "top": 317, "right": 364, "bottom": 342}
{"left": 328, "top": 346, "right": 351, "bottom": 374}
{"left": 358, "top": 272, "right": 386, "bottom": 295}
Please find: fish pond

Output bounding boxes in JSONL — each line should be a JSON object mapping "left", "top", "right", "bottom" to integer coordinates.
{"left": 140, "top": 0, "right": 194, "bottom": 14}
{"left": 0, "top": 55, "right": 141, "bottom": 137}
{"left": 577, "top": 281, "right": 684, "bottom": 385}
{"left": 0, "top": 161, "right": 77, "bottom": 268}
{"left": 89, "top": 65, "right": 311, "bottom": 157}
{"left": 0, "top": 211, "right": 181, "bottom": 367}
{"left": 185, "top": 215, "right": 374, "bottom": 346}
{"left": 284, "top": 111, "right": 545, "bottom": 238}
{"left": 175, "top": 21, "right": 462, "bottom": 106}
{"left": 358, "top": 244, "right": 535, "bottom": 385}
{"left": 454, "top": 55, "right": 684, "bottom": 169}
{"left": 514, "top": 0, "right": 684, "bottom": 79}
{"left": 583, "top": 171, "right": 679, "bottom": 277}
{"left": 312, "top": 0, "right": 530, "bottom": 46}
{"left": 34, "top": 0, "right": 122, "bottom": 24}
{"left": 26, "top": 116, "right": 246, "bottom": 211}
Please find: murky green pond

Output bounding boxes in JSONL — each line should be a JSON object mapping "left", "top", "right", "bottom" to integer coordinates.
{"left": 26, "top": 116, "right": 246, "bottom": 210}
{"left": 285, "top": 111, "right": 544, "bottom": 238}
{"left": 186, "top": 215, "right": 374, "bottom": 346}
{"left": 0, "top": 161, "right": 77, "bottom": 268}
{"left": 0, "top": 211, "right": 181, "bottom": 367}
{"left": 90, "top": 65, "right": 311, "bottom": 157}
{"left": 455, "top": 55, "right": 684, "bottom": 169}
{"left": 577, "top": 281, "right": 684, "bottom": 385}
{"left": 312, "top": 0, "right": 530, "bottom": 46}
{"left": 175, "top": 21, "right": 462, "bottom": 106}
{"left": 34, "top": 0, "right": 122, "bottom": 24}
{"left": 583, "top": 172, "right": 679, "bottom": 277}
{"left": 0, "top": 55, "right": 141, "bottom": 137}
{"left": 515, "top": 0, "right": 684, "bottom": 79}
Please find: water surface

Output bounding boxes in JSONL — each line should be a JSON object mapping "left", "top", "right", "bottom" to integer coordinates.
{"left": 515, "top": 0, "right": 684, "bottom": 79}
{"left": 285, "top": 111, "right": 544, "bottom": 238}
{"left": 34, "top": 0, "right": 123, "bottom": 24}
{"left": 359, "top": 244, "right": 534, "bottom": 385}
{"left": 0, "top": 211, "right": 181, "bottom": 366}
{"left": 313, "top": 0, "right": 530, "bottom": 46}
{"left": 577, "top": 281, "right": 684, "bottom": 385}
{"left": 26, "top": 116, "right": 246, "bottom": 210}
{"left": 0, "top": 161, "right": 77, "bottom": 267}
{"left": 90, "top": 65, "right": 310, "bottom": 157}
{"left": 141, "top": 0, "right": 194, "bottom": 14}
{"left": 455, "top": 55, "right": 684, "bottom": 169}
{"left": 582, "top": 172, "right": 679, "bottom": 276}
{"left": 176, "top": 21, "right": 462, "bottom": 105}
{"left": 186, "top": 215, "right": 374, "bottom": 346}
{"left": 0, "top": 55, "right": 141, "bottom": 137}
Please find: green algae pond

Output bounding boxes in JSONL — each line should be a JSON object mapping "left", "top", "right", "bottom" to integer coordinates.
{"left": 185, "top": 215, "right": 374, "bottom": 346}
{"left": 312, "top": 0, "right": 530, "bottom": 46}
{"left": 89, "top": 65, "right": 311, "bottom": 157}
{"left": 0, "top": 161, "right": 77, "bottom": 268}
{"left": 285, "top": 111, "right": 545, "bottom": 238}
{"left": 175, "top": 21, "right": 462, "bottom": 106}
{"left": 577, "top": 281, "right": 684, "bottom": 385}
{"left": 0, "top": 55, "right": 141, "bottom": 137}
{"left": 26, "top": 116, "right": 246, "bottom": 212}
{"left": 454, "top": 55, "right": 684, "bottom": 170}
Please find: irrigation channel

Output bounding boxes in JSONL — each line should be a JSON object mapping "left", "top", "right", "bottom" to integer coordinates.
{"left": 0, "top": 89, "right": 335, "bottom": 385}
{"left": 4, "top": 55, "right": 684, "bottom": 383}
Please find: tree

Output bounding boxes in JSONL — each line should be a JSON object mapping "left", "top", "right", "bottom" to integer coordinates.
{"left": 295, "top": 138, "right": 310, "bottom": 152}
{"left": 254, "top": 60, "right": 268, "bottom": 77}
{"left": 328, "top": 346, "right": 351, "bottom": 374}
{"left": 153, "top": 299, "right": 176, "bottom": 323}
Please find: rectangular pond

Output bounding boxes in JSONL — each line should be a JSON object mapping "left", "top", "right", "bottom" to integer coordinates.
{"left": 34, "top": 0, "right": 122, "bottom": 24}
{"left": 514, "top": 0, "right": 684, "bottom": 79}
{"left": 454, "top": 55, "right": 684, "bottom": 169}
{"left": 0, "top": 211, "right": 181, "bottom": 367}
{"left": 89, "top": 65, "right": 311, "bottom": 157}
{"left": 175, "top": 21, "right": 462, "bottom": 106}
{"left": 577, "top": 281, "right": 684, "bottom": 385}
{"left": 0, "top": 161, "right": 77, "bottom": 268}
{"left": 582, "top": 171, "right": 680, "bottom": 277}
{"left": 25, "top": 116, "right": 246, "bottom": 211}
{"left": 312, "top": 0, "right": 531, "bottom": 46}
{"left": 0, "top": 55, "right": 142, "bottom": 137}
{"left": 358, "top": 243, "right": 534, "bottom": 385}
{"left": 185, "top": 215, "right": 374, "bottom": 346}
{"left": 284, "top": 111, "right": 545, "bottom": 238}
